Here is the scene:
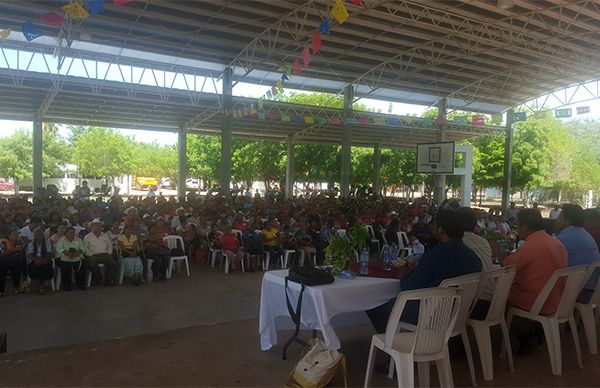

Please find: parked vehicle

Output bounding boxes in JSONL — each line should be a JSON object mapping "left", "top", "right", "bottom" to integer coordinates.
{"left": 0, "top": 180, "right": 15, "bottom": 191}
{"left": 134, "top": 176, "right": 158, "bottom": 190}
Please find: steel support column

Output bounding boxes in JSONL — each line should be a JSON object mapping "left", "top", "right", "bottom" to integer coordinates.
{"left": 285, "top": 137, "right": 295, "bottom": 199}
{"left": 373, "top": 144, "right": 381, "bottom": 196}
{"left": 340, "top": 84, "right": 353, "bottom": 198}
{"left": 32, "top": 118, "right": 43, "bottom": 196}
{"left": 220, "top": 67, "right": 233, "bottom": 196}
{"left": 434, "top": 98, "right": 447, "bottom": 205}
{"left": 502, "top": 109, "right": 515, "bottom": 215}
{"left": 177, "top": 126, "right": 187, "bottom": 201}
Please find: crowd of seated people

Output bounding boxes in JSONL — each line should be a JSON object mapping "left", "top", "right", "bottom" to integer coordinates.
{"left": 1, "top": 188, "right": 599, "bottom": 318}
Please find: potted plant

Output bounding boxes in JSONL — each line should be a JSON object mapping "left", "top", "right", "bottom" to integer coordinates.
{"left": 348, "top": 224, "right": 369, "bottom": 251}
{"left": 323, "top": 236, "right": 353, "bottom": 274}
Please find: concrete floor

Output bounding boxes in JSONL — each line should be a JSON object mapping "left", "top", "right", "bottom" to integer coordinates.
{"left": 1, "top": 262, "right": 600, "bottom": 386}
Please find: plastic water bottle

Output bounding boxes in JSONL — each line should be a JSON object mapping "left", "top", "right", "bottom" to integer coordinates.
{"left": 383, "top": 245, "right": 392, "bottom": 271}
{"left": 359, "top": 247, "right": 369, "bottom": 275}
{"left": 413, "top": 242, "right": 425, "bottom": 259}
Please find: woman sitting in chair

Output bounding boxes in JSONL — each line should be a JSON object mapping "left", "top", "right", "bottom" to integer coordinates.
{"left": 0, "top": 229, "right": 25, "bottom": 296}
{"left": 220, "top": 224, "right": 245, "bottom": 272}
{"left": 144, "top": 224, "right": 170, "bottom": 282}
{"left": 118, "top": 225, "right": 143, "bottom": 285}
{"left": 27, "top": 228, "right": 54, "bottom": 294}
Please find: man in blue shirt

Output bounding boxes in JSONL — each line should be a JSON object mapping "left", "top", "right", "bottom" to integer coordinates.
{"left": 556, "top": 204, "right": 600, "bottom": 302}
{"left": 367, "top": 209, "right": 482, "bottom": 332}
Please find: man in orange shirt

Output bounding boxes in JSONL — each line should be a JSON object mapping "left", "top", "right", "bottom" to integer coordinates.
{"left": 493, "top": 208, "right": 567, "bottom": 353}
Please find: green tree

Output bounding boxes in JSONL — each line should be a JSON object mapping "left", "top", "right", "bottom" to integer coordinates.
{"left": 295, "top": 144, "right": 340, "bottom": 184}
{"left": 72, "top": 127, "right": 137, "bottom": 178}
{"left": 351, "top": 147, "right": 374, "bottom": 186}
{"left": 232, "top": 140, "right": 286, "bottom": 186}
{"left": 0, "top": 130, "right": 32, "bottom": 193}
{"left": 187, "top": 134, "right": 222, "bottom": 186}
{"left": 132, "top": 142, "right": 177, "bottom": 179}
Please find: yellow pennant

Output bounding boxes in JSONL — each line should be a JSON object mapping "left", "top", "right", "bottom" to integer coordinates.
{"left": 331, "top": 0, "right": 349, "bottom": 24}
{"left": 304, "top": 116, "right": 315, "bottom": 124}
{"left": 0, "top": 28, "right": 11, "bottom": 40}
{"left": 62, "top": 1, "right": 90, "bottom": 20}
{"left": 276, "top": 80, "right": 283, "bottom": 93}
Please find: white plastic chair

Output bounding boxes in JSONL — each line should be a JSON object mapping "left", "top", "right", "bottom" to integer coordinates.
{"left": 365, "top": 225, "right": 381, "bottom": 253}
{"left": 575, "top": 260, "right": 600, "bottom": 355}
{"left": 282, "top": 249, "right": 295, "bottom": 268}
{"left": 363, "top": 287, "right": 463, "bottom": 388}
{"left": 207, "top": 231, "right": 223, "bottom": 268}
{"left": 86, "top": 263, "right": 105, "bottom": 288}
{"left": 298, "top": 249, "right": 317, "bottom": 266}
{"left": 504, "top": 265, "right": 588, "bottom": 375}
{"left": 397, "top": 231, "right": 413, "bottom": 257}
{"left": 163, "top": 235, "right": 190, "bottom": 278}
{"left": 441, "top": 273, "right": 481, "bottom": 387}
{"left": 467, "top": 266, "right": 516, "bottom": 381}
{"left": 336, "top": 229, "right": 346, "bottom": 237}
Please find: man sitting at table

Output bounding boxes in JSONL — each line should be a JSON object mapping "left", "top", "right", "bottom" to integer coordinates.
{"left": 367, "top": 209, "right": 482, "bottom": 333}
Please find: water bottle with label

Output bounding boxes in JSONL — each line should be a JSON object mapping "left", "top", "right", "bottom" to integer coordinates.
{"left": 383, "top": 245, "right": 393, "bottom": 271}
{"left": 359, "top": 247, "right": 369, "bottom": 275}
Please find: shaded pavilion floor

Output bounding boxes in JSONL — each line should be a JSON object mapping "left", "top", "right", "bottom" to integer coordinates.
{"left": 1, "top": 262, "right": 599, "bottom": 386}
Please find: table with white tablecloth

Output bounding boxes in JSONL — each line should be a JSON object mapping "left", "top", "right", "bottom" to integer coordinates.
{"left": 259, "top": 269, "right": 401, "bottom": 351}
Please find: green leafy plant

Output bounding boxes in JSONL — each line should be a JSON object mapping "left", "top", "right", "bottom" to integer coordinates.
{"left": 323, "top": 236, "right": 353, "bottom": 273}
{"left": 348, "top": 224, "right": 369, "bottom": 250}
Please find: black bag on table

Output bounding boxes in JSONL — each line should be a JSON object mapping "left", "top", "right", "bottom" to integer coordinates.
{"left": 287, "top": 266, "right": 334, "bottom": 286}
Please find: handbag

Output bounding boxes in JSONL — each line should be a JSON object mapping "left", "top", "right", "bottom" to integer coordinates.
{"left": 287, "top": 266, "right": 334, "bottom": 286}
{"left": 285, "top": 338, "right": 347, "bottom": 388}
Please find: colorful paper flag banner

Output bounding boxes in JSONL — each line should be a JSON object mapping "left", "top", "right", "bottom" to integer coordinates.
{"left": 40, "top": 11, "right": 65, "bottom": 26}
{"left": 276, "top": 80, "right": 283, "bottom": 93}
{"left": 332, "top": 0, "right": 349, "bottom": 24}
{"left": 302, "top": 46, "right": 311, "bottom": 67}
{"left": 554, "top": 108, "right": 572, "bottom": 118}
{"left": 22, "top": 20, "right": 43, "bottom": 41}
{"left": 513, "top": 112, "right": 527, "bottom": 122}
{"left": 471, "top": 115, "right": 485, "bottom": 125}
{"left": 281, "top": 115, "right": 291, "bottom": 122}
{"left": 304, "top": 116, "right": 315, "bottom": 124}
{"left": 292, "top": 58, "right": 302, "bottom": 75}
{"left": 404, "top": 116, "right": 414, "bottom": 124}
{"left": 258, "top": 112, "right": 266, "bottom": 120}
{"left": 453, "top": 115, "right": 467, "bottom": 124}
{"left": 435, "top": 117, "right": 448, "bottom": 125}
{"left": 62, "top": 1, "right": 90, "bottom": 19}
{"left": 388, "top": 118, "right": 400, "bottom": 125}
{"left": 312, "top": 31, "right": 322, "bottom": 54}
{"left": 329, "top": 117, "right": 341, "bottom": 125}
{"left": 422, "top": 117, "right": 433, "bottom": 126}
{"left": 87, "top": 0, "right": 105, "bottom": 16}
{"left": 0, "top": 28, "right": 11, "bottom": 40}
{"left": 281, "top": 74, "right": 289, "bottom": 82}
{"left": 317, "top": 117, "right": 328, "bottom": 125}
{"left": 292, "top": 115, "right": 303, "bottom": 124}
{"left": 267, "top": 113, "right": 279, "bottom": 121}
{"left": 114, "top": 0, "right": 135, "bottom": 6}
{"left": 320, "top": 19, "right": 331, "bottom": 35}
{"left": 576, "top": 106, "right": 590, "bottom": 115}
{"left": 350, "top": 0, "right": 361, "bottom": 4}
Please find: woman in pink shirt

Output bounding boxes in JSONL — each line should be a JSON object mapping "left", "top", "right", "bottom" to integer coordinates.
{"left": 219, "top": 225, "right": 245, "bottom": 271}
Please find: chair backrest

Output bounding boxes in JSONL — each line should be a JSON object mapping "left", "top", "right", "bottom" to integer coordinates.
{"left": 530, "top": 265, "right": 588, "bottom": 319}
{"left": 380, "top": 229, "right": 388, "bottom": 246}
{"left": 336, "top": 229, "right": 346, "bottom": 237}
{"left": 397, "top": 231, "right": 410, "bottom": 248}
{"left": 366, "top": 225, "right": 376, "bottom": 239}
{"left": 479, "top": 266, "right": 516, "bottom": 322}
{"left": 385, "top": 288, "right": 462, "bottom": 357}
{"left": 440, "top": 272, "right": 481, "bottom": 333}
{"left": 231, "top": 229, "right": 243, "bottom": 240}
{"left": 584, "top": 260, "right": 600, "bottom": 306}
{"left": 163, "top": 235, "right": 185, "bottom": 252}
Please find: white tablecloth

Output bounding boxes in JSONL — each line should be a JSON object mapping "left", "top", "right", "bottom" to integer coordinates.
{"left": 259, "top": 269, "right": 400, "bottom": 350}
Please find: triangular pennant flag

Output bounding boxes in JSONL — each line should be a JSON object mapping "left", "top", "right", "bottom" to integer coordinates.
{"left": 276, "top": 80, "right": 283, "bottom": 93}
{"left": 302, "top": 47, "right": 311, "bottom": 67}
{"left": 319, "top": 19, "right": 330, "bottom": 35}
{"left": 304, "top": 116, "right": 315, "bottom": 124}
{"left": 332, "top": 0, "right": 349, "bottom": 24}
{"left": 472, "top": 115, "right": 485, "bottom": 125}
{"left": 359, "top": 117, "right": 370, "bottom": 124}
{"left": 0, "top": 29, "right": 11, "bottom": 40}
{"left": 258, "top": 112, "right": 266, "bottom": 120}
{"left": 292, "top": 58, "right": 302, "bottom": 75}
{"left": 435, "top": 117, "right": 448, "bottom": 125}
{"left": 281, "top": 115, "right": 291, "bottom": 122}
{"left": 329, "top": 117, "right": 341, "bottom": 125}
{"left": 317, "top": 117, "right": 327, "bottom": 125}
{"left": 351, "top": 0, "right": 361, "bottom": 4}
{"left": 271, "top": 85, "right": 278, "bottom": 95}
{"left": 287, "top": 66, "right": 292, "bottom": 76}
{"left": 374, "top": 117, "right": 386, "bottom": 125}
{"left": 453, "top": 115, "right": 467, "bottom": 124}
{"left": 292, "top": 115, "right": 303, "bottom": 124}
{"left": 281, "top": 73, "right": 289, "bottom": 82}
{"left": 311, "top": 31, "right": 322, "bottom": 55}
{"left": 388, "top": 118, "right": 400, "bottom": 125}
{"left": 63, "top": 1, "right": 90, "bottom": 19}
{"left": 266, "top": 90, "right": 272, "bottom": 98}
{"left": 243, "top": 105, "right": 249, "bottom": 116}
{"left": 404, "top": 116, "right": 413, "bottom": 124}
{"left": 22, "top": 20, "right": 43, "bottom": 41}
{"left": 422, "top": 117, "right": 433, "bottom": 127}
{"left": 40, "top": 11, "right": 65, "bottom": 26}
{"left": 267, "top": 113, "right": 279, "bottom": 121}
{"left": 258, "top": 99, "right": 264, "bottom": 110}
{"left": 87, "top": 0, "right": 105, "bottom": 16}
{"left": 114, "top": 0, "right": 135, "bottom": 6}
{"left": 346, "top": 117, "right": 357, "bottom": 125}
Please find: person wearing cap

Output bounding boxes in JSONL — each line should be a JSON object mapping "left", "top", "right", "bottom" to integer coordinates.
{"left": 170, "top": 207, "right": 186, "bottom": 233}
{"left": 83, "top": 218, "right": 117, "bottom": 286}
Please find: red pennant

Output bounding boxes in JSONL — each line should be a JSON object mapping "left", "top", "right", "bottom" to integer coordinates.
{"left": 311, "top": 31, "right": 322, "bottom": 55}
{"left": 292, "top": 59, "right": 301, "bottom": 75}
{"left": 329, "top": 117, "right": 341, "bottom": 125}
{"left": 40, "top": 11, "right": 65, "bottom": 26}
{"left": 352, "top": 0, "right": 361, "bottom": 4}
{"left": 435, "top": 117, "right": 448, "bottom": 125}
{"left": 267, "top": 113, "right": 280, "bottom": 121}
{"left": 114, "top": 0, "right": 134, "bottom": 6}
{"left": 359, "top": 117, "right": 370, "bottom": 124}
{"left": 302, "top": 46, "right": 311, "bottom": 67}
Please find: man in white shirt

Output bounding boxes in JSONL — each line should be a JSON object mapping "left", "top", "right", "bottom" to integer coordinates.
{"left": 170, "top": 207, "right": 186, "bottom": 232}
{"left": 19, "top": 216, "right": 41, "bottom": 245}
{"left": 549, "top": 204, "right": 561, "bottom": 220}
{"left": 83, "top": 218, "right": 117, "bottom": 286}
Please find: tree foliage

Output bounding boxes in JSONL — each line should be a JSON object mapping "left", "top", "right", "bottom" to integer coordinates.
{"left": 72, "top": 127, "right": 137, "bottom": 177}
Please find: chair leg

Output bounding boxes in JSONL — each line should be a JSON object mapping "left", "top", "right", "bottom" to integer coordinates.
{"left": 224, "top": 256, "right": 229, "bottom": 274}
{"left": 393, "top": 354, "right": 415, "bottom": 388}
{"left": 436, "top": 351, "right": 454, "bottom": 388}
{"left": 461, "top": 331, "right": 478, "bottom": 386}
{"left": 417, "top": 361, "right": 430, "bottom": 388}
{"left": 471, "top": 323, "right": 494, "bottom": 381}
{"left": 542, "top": 320, "right": 562, "bottom": 375}
{"left": 577, "top": 305, "right": 598, "bottom": 355}
{"left": 363, "top": 341, "right": 377, "bottom": 388}
{"left": 499, "top": 320, "right": 514, "bottom": 372}
{"left": 568, "top": 317, "right": 584, "bottom": 369}
{"left": 167, "top": 259, "right": 174, "bottom": 279}
{"left": 184, "top": 258, "right": 190, "bottom": 276}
